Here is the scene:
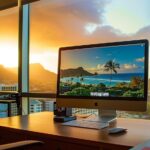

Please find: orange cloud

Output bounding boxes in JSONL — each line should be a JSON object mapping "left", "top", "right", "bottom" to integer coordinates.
{"left": 0, "top": 7, "right": 18, "bottom": 40}
{"left": 30, "top": 0, "right": 150, "bottom": 54}
{"left": 0, "top": 0, "right": 150, "bottom": 54}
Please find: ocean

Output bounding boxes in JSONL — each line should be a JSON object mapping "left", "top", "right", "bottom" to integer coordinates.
{"left": 60, "top": 73, "right": 144, "bottom": 86}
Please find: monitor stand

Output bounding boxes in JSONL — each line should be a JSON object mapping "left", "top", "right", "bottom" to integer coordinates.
{"left": 98, "top": 109, "right": 117, "bottom": 123}
{"left": 62, "top": 109, "right": 117, "bottom": 130}
{"left": 85, "top": 109, "right": 117, "bottom": 123}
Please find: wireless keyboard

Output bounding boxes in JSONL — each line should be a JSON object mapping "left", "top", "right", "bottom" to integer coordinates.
{"left": 62, "top": 120, "right": 109, "bottom": 130}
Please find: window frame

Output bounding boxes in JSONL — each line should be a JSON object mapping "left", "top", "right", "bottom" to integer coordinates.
{"left": 0, "top": 1, "right": 56, "bottom": 116}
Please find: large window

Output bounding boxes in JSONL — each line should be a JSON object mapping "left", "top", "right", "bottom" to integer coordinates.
{"left": 0, "top": 7, "right": 18, "bottom": 117}
{"left": 1, "top": 0, "right": 149, "bottom": 118}
{"left": 29, "top": 0, "right": 150, "bottom": 118}
{"left": 0, "top": 7, "right": 18, "bottom": 92}
{"left": 30, "top": 0, "right": 150, "bottom": 94}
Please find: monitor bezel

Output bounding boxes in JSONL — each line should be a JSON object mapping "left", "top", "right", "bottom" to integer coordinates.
{"left": 57, "top": 39, "right": 149, "bottom": 102}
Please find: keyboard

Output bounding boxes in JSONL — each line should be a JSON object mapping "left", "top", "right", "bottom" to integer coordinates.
{"left": 62, "top": 120, "right": 109, "bottom": 130}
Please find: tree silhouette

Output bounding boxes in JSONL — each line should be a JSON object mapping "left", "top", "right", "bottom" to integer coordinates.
{"left": 80, "top": 74, "right": 84, "bottom": 83}
{"left": 70, "top": 77, "right": 74, "bottom": 84}
{"left": 104, "top": 60, "right": 120, "bottom": 86}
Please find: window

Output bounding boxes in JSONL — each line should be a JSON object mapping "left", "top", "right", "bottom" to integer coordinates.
{"left": 0, "top": 7, "right": 18, "bottom": 117}
{"left": 29, "top": 0, "right": 150, "bottom": 119}
{"left": 0, "top": 0, "right": 149, "bottom": 118}
{"left": 0, "top": 7, "right": 18, "bottom": 91}
{"left": 29, "top": 98, "right": 54, "bottom": 114}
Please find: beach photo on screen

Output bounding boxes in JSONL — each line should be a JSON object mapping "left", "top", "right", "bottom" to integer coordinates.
{"left": 59, "top": 44, "right": 145, "bottom": 98}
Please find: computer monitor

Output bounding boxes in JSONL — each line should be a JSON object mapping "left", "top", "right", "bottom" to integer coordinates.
{"left": 56, "top": 40, "right": 149, "bottom": 117}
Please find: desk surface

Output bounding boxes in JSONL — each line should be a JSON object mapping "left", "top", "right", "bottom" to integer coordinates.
{"left": 0, "top": 112, "right": 150, "bottom": 149}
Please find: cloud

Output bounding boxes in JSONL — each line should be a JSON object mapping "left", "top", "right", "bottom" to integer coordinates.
{"left": 86, "top": 64, "right": 105, "bottom": 74}
{"left": 85, "top": 23, "right": 98, "bottom": 34}
{"left": 135, "top": 26, "right": 150, "bottom": 39}
{"left": 1, "top": 0, "right": 150, "bottom": 53}
{"left": 136, "top": 57, "right": 144, "bottom": 62}
{"left": 33, "top": 0, "right": 110, "bottom": 23}
{"left": 30, "top": 0, "right": 117, "bottom": 51}
{"left": 95, "top": 56, "right": 100, "bottom": 59}
{"left": 123, "top": 64, "right": 138, "bottom": 70}
{"left": 97, "top": 64, "right": 105, "bottom": 70}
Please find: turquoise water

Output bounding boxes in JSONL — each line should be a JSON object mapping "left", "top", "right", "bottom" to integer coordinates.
{"left": 61, "top": 73, "right": 144, "bottom": 86}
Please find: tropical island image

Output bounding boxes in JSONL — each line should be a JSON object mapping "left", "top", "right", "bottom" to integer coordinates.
{"left": 59, "top": 44, "right": 145, "bottom": 98}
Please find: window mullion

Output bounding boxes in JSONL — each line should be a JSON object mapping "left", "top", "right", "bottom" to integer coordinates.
{"left": 18, "top": 0, "right": 30, "bottom": 115}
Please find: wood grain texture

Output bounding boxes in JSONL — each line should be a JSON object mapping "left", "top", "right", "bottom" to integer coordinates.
{"left": 0, "top": 112, "right": 150, "bottom": 150}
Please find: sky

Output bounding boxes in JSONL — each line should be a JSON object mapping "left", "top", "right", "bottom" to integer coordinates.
{"left": 0, "top": 0, "right": 150, "bottom": 74}
{"left": 61, "top": 43, "right": 145, "bottom": 74}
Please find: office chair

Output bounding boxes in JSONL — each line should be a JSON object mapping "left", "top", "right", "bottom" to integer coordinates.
{"left": 0, "top": 140, "right": 44, "bottom": 150}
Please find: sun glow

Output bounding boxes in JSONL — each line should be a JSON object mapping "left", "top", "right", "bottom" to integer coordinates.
{"left": 30, "top": 50, "right": 58, "bottom": 73}
{"left": 0, "top": 41, "right": 18, "bottom": 67}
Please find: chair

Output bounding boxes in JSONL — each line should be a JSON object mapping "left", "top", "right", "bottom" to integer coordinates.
{"left": 0, "top": 140, "right": 44, "bottom": 150}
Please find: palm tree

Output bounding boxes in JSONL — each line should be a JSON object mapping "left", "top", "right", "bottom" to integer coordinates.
{"left": 70, "top": 77, "right": 74, "bottom": 84}
{"left": 80, "top": 74, "right": 84, "bottom": 85}
{"left": 104, "top": 60, "right": 120, "bottom": 86}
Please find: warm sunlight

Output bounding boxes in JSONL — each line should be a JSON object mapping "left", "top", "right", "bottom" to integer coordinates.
{"left": 0, "top": 41, "right": 18, "bottom": 67}
{"left": 30, "top": 50, "right": 58, "bottom": 73}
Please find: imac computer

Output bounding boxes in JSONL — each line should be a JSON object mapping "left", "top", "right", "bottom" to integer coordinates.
{"left": 56, "top": 39, "right": 149, "bottom": 123}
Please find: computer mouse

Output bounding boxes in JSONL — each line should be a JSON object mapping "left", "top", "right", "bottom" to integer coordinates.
{"left": 108, "top": 127, "right": 127, "bottom": 134}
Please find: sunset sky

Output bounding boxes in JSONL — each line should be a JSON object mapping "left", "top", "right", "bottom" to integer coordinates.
{"left": 0, "top": 0, "right": 150, "bottom": 74}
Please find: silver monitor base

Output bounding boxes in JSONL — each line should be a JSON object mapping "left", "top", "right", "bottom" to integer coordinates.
{"left": 84, "top": 109, "right": 117, "bottom": 123}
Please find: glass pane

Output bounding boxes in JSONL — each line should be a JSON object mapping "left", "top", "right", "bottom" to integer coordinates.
{"left": 0, "top": 7, "right": 18, "bottom": 91}
{"left": 0, "top": 104, "right": 8, "bottom": 118}
{"left": 0, "top": 7, "right": 18, "bottom": 118}
{"left": 30, "top": 0, "right": 150, "bottom": 119}
{"left": 29, "top": 98, "right": 54, "bottom": 113}
{"left": 0, "top": 99, "right": 18, "bottom": 118}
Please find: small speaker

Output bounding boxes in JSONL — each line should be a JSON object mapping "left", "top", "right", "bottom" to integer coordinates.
{"left": 54, "top": 102, "right": 72, "bottom": 117}
{"left": 53, "top": 102, "right": 76, "bottom": 122}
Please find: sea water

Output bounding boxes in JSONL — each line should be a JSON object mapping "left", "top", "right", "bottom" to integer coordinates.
{"left": 61, "top": 73, "right": 144, "bottom": 86}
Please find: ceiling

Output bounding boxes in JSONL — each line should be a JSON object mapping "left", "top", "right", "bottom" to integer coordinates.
{"left": 0, "top": 0, "right": 39, "bottom": 11}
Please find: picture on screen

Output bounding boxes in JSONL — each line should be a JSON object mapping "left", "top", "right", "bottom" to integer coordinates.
{"left": 59, "top": 43, "right": 145, "bottom": 98}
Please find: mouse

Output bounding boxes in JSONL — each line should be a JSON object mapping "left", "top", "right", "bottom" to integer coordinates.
{"left": 108, "top": 127, "right": 127, "bottom": 134}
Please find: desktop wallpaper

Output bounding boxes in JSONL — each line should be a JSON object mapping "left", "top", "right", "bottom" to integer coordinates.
{"left": 59, "top": 44, "right": 145, "bottom": 98}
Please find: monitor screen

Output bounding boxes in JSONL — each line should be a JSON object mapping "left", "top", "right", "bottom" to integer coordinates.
{"left": 57, "top": 40, "right": 148, "bottom": 102}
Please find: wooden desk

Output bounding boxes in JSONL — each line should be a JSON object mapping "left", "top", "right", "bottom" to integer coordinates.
{"left": 0, "top": 112, "right": 150, "bottom": 150}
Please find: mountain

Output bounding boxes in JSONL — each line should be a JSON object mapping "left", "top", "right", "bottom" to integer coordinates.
{"left": 0, "top": 65, "right": 17, "bottom": 84}
{"left": 8, "top": 67, "right": 17, "bottom": 74}
{"left": 60, "top": 67, "right": 93, "bottom": 77}
{"left": 2, "top": 64, "right": 150, "bottom": 93}
{"left": 29, "top": 64, "right": 57, "bottom": 92}
{"left": 3, "top": 64, "right": 57, "bottom": 93}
